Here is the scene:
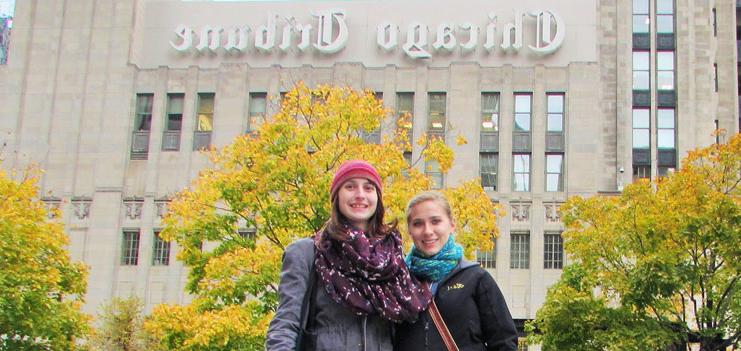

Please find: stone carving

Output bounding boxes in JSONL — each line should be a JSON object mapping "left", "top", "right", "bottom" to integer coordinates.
{"left": 155, "top": 200, "right": 170, "bottom": 219}
{"left": 511, "top": 202, "right": 530, "bottom": 222}
{"left": 545, "top": 203, "right": 561, "bottom": 223}
{"left": 72, "top": 198, "right": 92, "bottom": 220}
{"left": 124, "top": 199, "right": 144, "bottom": 220}
{"left": 42, "top": 197, "right": 62, "bottom": 219}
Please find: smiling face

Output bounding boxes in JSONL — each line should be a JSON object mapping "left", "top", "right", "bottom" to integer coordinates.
{"left": 336, "top": 177, "right": 379, "bottom": 231}
{"left": 407, "top": 199, "right": 455, "bottom": 257}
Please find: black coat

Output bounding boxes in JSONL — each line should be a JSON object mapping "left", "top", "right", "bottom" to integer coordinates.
{"left": 394, "top": 260, "right": 518, "bottom": 351}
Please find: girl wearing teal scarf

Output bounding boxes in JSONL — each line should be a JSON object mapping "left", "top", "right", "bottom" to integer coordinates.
{"left": 405, "top": 235, "right": 463, "bottom": 282}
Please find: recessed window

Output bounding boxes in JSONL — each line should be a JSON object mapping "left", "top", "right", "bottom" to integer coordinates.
{"left": 248, "top": 92, "right": 267, "bottom": 132}
{"left": 544, "top": 232, "right": 564, "bottom": 269}
{"left": 513, "top": 154, "right": 530, "bottom": 192}
{"left": 657, "top": 0, "right": 675, "bottom": 34}
{"left": 514, "top": 94, "right": 531, "bottom": 132}
{"left": 396, "top": 92, "right": 414, "bottom": 144}
{"left": 134, "top": 94, "right": 153, "bottom": 132}
{"left": 480, "top": 152, "right": 498, "bottom": 191}
{"left": 166, "top": 94, "right": 184, "bottom": 131}
{"left": 481, "top": 93, "right": 500, "bottom": 132}
{"left": 546, "top": 154, "right": 564, "bottom": 192}
{"left": 510, "top": 232, "right": 530, "bottom": 269}
{"left": 196, "top": 93, "right": 215, "bottom": 132}
{"left": 121, "top": 230, "right": 141, "bottom": 266}
{"left": 657, "top": 108, "right": 675, "bottom": 149}
{"left": 633, "top": 51, "right": 650, "bottom": 90}
{"left": 425, "top": 160, "right": 444, "bottom": 189}
{"left": 152, "top": 231, "right": 171, "bottom": 266}
{"left": 547, "top": 94, "right": 564, "bottom": 132}
{"left": 427, "top": 93, "right": 446, "bottom": 131}
{"left": 476, "top": 237, "right": 496, "bottom": 269}
{"left": 632, "top": 0, "right": 650, "bottom": 34}
{"left": 657, "top": 51, "right": 675, "bottom": 91}
{"left": 632, "top": 109, "right": 650, "bottom": 149}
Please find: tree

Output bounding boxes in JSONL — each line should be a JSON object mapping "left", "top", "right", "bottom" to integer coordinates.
{"left": 0, "top": 165, "right": 89, "bottom": 350}
{"left": 527, "top": 132, "right": 741, "bottom": 351}
{"left": 90, "top": 296, "right": 157, "bottom": 351}
{"left": 143, "top": 83, "right": 501, "bottom": 350}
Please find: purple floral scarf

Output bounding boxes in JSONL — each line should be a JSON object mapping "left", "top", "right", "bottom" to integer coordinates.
{"left": 314, "top": 227, "right": 432, "bottom": 323}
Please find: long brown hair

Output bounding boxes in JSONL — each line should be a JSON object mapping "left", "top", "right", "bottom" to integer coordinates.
{"left": 323, "top": 185, "right": 398, "bottom": 241}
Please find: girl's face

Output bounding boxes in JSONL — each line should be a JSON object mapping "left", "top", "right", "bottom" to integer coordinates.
{"left": 336, "top": 177, "right": 378, "bottom": 231}
{"left": 407, "top": 200, "right": 455, "bottom": 257}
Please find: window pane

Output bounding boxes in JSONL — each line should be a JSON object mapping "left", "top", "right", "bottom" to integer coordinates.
{"left": 657, "top": 109, "right": 675, "bottom": 128}
{"left": 633, "top": 51, "right": 649, "bottom": 70}
{"left": 480, "top": 153, "right": 498, "bottom": 190}
{"left": 633, "top": 0, "right": 649, "bottom": 14}
{"left": 547, "top": 95, "right": 563, "bottom": 113}
{"left": 657, "top": 71, "right": 674, "bottom": 90}
{"left": 515, "top": 114, "right": 531, "bottom": 131}
{"left": 198, "top": 94, "right": 214, "bottom": 114}
{"left": 167, "top": 95, "right": 184, "bottom": 114}
{"left": 657, "top": 0, "right": 673, "bottom": 14}
{"left": 481, "top": 93, "right": 500, "bottom": 131}
{"left": 513, "top": 154, "right": 530, "bottom": 172}
{"left": 657, "top": 15, "right": 674, "bottom": 33}
{"left": 633, "top": 15, "right": 649, "bottom": 33}
{"left": 658, "top": 129, "right": 675, "bottom": 148}
{"left": 632, "top": 109, "right": 650, "bottom": 128}
{"left": 510, "top": 233, "right": 530, "bottom": 269}
{"left": 546, "top": 154, "right": 563, "bottom": 173}
{"left": 547, "top": 114, "right": 563, "bottom": 132}
{"left": 515, "top": 95, "right": 531, "bottom": 113}
{"left": 514, "top": 174, "right": 529, "bottom": 192}
{"left": 546, "top": 174, "right": 562, "bottom": 192}
{"left": 428, "top": 93, "right": 446, "bottom": 130}
{"left": 657, "top": 52, "right": 674, "bottom": 70}
{"left": 633, "top": 129, "right": 650, "bottom": 148}
{"left": 632, "top": 71, "right": 650, "bottom": 90}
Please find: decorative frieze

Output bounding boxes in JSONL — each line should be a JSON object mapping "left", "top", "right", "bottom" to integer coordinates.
{"left": 123, "top": 198, "right": 144, "bottom": 220}
{"left": 71, "top": 197, "right": 93, "bottom": 220}
{"left": 155, "top": 199, "right": 171, "bottom": 219}
{"left": 510, "top": 202, "right": 531, "bottom": 223}
{"left": 41, "top": 197, "right": 62, "bottom": 219}
{"left": 544, "top": 202, "right": 562, "bottom": 223}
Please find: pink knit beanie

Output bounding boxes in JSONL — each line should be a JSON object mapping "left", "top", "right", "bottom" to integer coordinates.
{"left": 330, "top": 160, "right": 383, "bottom": 199}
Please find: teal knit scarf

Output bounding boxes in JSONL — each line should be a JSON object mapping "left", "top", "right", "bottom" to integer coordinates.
{"left": 405, "top": 235, "right": 463, "bottom": 282}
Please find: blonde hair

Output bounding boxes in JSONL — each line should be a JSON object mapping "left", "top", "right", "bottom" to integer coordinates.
{"left": 405, "top": 191, "right": 453, "bottom": 224}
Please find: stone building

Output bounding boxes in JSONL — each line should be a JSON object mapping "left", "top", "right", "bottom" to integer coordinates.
{"left": 0, "top": 0, "right": 738, "bottom": 348}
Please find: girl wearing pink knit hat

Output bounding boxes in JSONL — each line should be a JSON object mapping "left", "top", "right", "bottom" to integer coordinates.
{"left": 267, "top": 160, "right": 431, "bottom": 350}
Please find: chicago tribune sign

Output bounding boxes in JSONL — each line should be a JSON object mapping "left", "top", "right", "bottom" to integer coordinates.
{"left": 169, "top": 9, "right": 565, "bottom": 59}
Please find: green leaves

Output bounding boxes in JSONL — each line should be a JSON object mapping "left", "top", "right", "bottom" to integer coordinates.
{"left": 530, "top": 133, "right": 741, "bottom": 350}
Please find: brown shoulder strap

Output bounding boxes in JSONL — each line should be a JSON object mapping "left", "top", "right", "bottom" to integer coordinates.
{"left": 428, "top": 298, "right": 460, "bottom": 351}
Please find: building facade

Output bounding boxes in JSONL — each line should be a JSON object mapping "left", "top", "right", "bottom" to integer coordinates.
{"left": 0, "top": 0, "right": 738, "bottom": 348}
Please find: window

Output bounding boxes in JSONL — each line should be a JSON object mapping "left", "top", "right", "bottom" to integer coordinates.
{"left": 657, "top": 108, "right": 675, "bottom": 149}
{"left": 712, "top": 8, "right": 717, "bottom": 37}
{"left": 633, "top": 165, "right": 650, "bottom": 180}
{"left": 633, "top": 51, "right": 650, "bottom": 90}
{"left": 480, "top": 152, "right": 498, "bottom": 191}
{"left": 657, "top": 0, "right": 674, "bottom": 34}
{"left": 476, "top": 237, "right": 496, "bottom": 269}
{"left": 657, "top": 51, "right": 674, "bottom": 91}
{"left": 396, "top": 92, "right": 414, "bottom": 144}
{"left": 546, "top": 154, "right": 564, "bottom": 192}
{"left": 513, "top": 154, "right": 530, "bottom": 192}
{"left": 427, "top": 93, "right": 446, "bottom": 131}
{"left": 632, "top": 109, "right": 650, "bottom": 149}
{"left": 238, "top": 228, "right": 257, "bottom": 245}
{"left": 425, "top": 160, "right": 444, "bottom": 189}
{"left": 510, "top": 232, "right": 530, "bottom": 269}
{"left": 166, "top": 93, "right": 184, "bottom": 131}
{"left": 134, "top": 94, "right": 153, "bottom": 131}
{"left": 544, "top": 232, "right": 564, "bottom": 269}
{"left": 713, "top": 63, "right": 718, "bottom": 93}
{"left": 547, "top": 94, "right": 564, "bottom": 132}
{"left": 632, "top": 0, "right": 649, "bottom": 34}
{"left": 152, "top": 231, "right": 171, "bottom": 266}
{"left": 121, "top": 230, "right": 140, "bottom": 266}
{"left": 248, "top": 92, "right": 267, "bottom": 132}
{"left": 0, "top": 12, "right": 12, "bottom": 65}
{"left": 514, "top": 94, "right": 531, "bottom": 132}
{"left": 196, "top": 93, "right": 214, "bottom": 132}
{"left": 481, "top": 93, "right": 500, "bottom": 131}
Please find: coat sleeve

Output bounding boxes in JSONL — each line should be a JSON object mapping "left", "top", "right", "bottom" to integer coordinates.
{"left": 474, "top": 269, "right": 519, "bottom": 351}
{"left": 265, "top": 239, "right": 314, "bottom": 351}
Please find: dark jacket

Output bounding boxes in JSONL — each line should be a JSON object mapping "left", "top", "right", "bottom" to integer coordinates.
{"left": 394, "top": 260, "right": 518, "bottom": 351}
{"left": 265, "top": 238, "right": 393, "bottom": 351}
